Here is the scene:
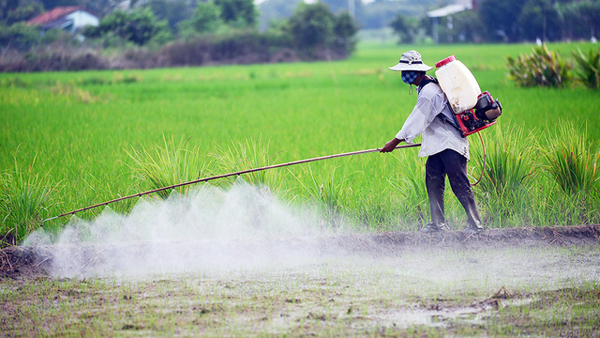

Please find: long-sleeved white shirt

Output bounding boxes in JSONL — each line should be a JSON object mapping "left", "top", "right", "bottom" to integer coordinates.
{"left": 395, "top": 80, "right": 470, "bottom": 160}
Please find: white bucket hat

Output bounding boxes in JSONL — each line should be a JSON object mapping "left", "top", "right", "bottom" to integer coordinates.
{"left": 389, "top": 50, "right": 433, "bottom": 72}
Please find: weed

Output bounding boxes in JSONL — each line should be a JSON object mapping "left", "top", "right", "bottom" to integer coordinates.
{"left": 471, "top": 125, "right": 537, "bottom": 226}
{"left": 572, "top": 46, "right": 600, "bottom": 90}
{"left": 0, "top": 154, "right": 61, "bottom": 246}
{"left": 291, "top": 162, "right": 354, "bottom": 228}
{"left": 506, "top": 44, "right": 573, "bottom": 88}
{"left": 127, "top": 136, "right": 211, "bottom": 199}
{"left": 543, "top": 123, "right": 600, "bottom": 195}
{"left": 210, "top": 136, "right": 283, "bottom": 190}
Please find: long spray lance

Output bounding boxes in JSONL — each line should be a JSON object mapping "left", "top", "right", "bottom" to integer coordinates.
{"left": 41, "top": 143, "right": 421, "bottom": 226}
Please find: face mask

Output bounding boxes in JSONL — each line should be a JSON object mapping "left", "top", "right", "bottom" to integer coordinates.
{"left": 401, "top": 71, "right": 419, "bottom": 85}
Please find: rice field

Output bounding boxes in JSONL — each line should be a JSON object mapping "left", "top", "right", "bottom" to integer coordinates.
{"left": 1, "top": 42, "right": 600, "bottom": 241}
{"left": 1, "top": 41, "right": 600, "bottom": 337}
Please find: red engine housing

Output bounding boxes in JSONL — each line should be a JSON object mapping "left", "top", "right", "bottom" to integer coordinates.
{"left": 455, "top": 91, "right": 502, "bottom": 137}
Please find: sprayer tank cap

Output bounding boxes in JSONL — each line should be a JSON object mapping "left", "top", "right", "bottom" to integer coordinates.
{"left": 435, "top": 55, "right": 457, "bottom": 68}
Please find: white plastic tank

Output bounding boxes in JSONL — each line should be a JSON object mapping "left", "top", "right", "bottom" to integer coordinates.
{"left": 435, "top": 55, "right": 481, "bottom": 114}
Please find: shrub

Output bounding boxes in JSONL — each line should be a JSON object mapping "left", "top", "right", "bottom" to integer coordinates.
{"left": 0, "top": 23, "right": 40, "bottom": 52}
{"left": 287, "top": 2, "right": 334, "bottom": 58}
{"left": 573, "top": 47, "right": 600, "bottom": 90}
{"left": 506, "top": 44, "right": 573, "bottom": 88}
{"left": 84, "top": 8, "right": 170, "bottom": 46}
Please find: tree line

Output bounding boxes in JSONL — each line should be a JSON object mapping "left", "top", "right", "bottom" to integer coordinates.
{"left": 0, "top": 0, "right": 358, "bottom": 71}
{"left": 390, "top": 0, "right": 600, "bottom": 44}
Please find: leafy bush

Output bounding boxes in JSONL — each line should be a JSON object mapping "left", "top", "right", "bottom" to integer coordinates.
{"left": 178, "top": 1, "right": 223, "bottom": 36}
{"left": 83, "top": 8, "right": 170, "bottom": 46}
{"left": 573, "top": 47, "right": 600, "bottom": 90}
{"left": 0, "top": 23, "right": 40, "bottom": 51}
{"left": 287, "top": 2, "right": 335, "bottom": 58}
{"left": 506, "top": 44, "right": 573, "bottom": 87}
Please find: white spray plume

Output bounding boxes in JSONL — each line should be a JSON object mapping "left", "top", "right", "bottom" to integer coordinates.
{"left": 23, "top": 183, "right": 341, "bottom": 278}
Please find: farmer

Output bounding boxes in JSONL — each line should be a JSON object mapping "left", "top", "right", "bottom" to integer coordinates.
{"left": 379, "top": 50, "right": 483, "bottom": 234}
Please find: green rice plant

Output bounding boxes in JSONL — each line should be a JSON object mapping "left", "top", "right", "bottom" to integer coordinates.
{"left": 127, "top": 136, "right": 210, "bottom": 199}
{"left": 290, "top": 162, "right": 354, "bottom": 228}
{"left": 471, "top": 125, "right": 538, "bottom": 226}
{"left": 506, "top": 44, "right": 573, "bottom": 88}
{"left": 572, "top": 47, "right": 600, "bottom": 90}
{"left": 385, "top": 148, "right": 429, "bottom": 230}
{"left": 543, "top": 123, "right": 600, "bottom": 195}
{"left": 0, "top": 155, "right": 61, "bottom": 246}
{"left": 210, "top": 136, "right": 283, "bottom": 190}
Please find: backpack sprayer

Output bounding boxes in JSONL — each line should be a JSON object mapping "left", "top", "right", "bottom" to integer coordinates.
{"left": 41, "top": 144, "right": 421, "bottom": 226}
{"left": 435, "top": 55, "right": 502, "bottom": 137}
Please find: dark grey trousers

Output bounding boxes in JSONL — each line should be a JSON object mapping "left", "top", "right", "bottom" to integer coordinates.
{"left": 425, "top": 149, "right": 482, "bottom": 227}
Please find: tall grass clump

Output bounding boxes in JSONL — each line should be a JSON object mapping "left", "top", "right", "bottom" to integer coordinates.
{"left": 572, "top": 47, "right": 600, "bottom": 90}
{"left": 127, "top": 136, "right": 210, "bottom": 199}
{"left": 506, "top": 44, "right": 572, "bottom": 88}
{"left": 543, "top": 123, "right": 600, "bottom": 224}
{"left": 291, "top": 162, "right": 354, "bottom": 229}
{"left": 385, "top": 150, "right": 429, "bottom": 230}
{"left": 471, "top": 126, "right": 538, "bottom": 227}
{"left": 210, "top": 136, "right": 283, "bottom": 190}
{"left": 0, "top": 156, "right": 61, "bottom": 246}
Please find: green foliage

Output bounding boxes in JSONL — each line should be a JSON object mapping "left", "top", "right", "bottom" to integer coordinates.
{"left": 518, "top": 0, "right": 562, "bottom": 42}
{"left": 179, "top": 1, "right": 223, "bottom": 36}
{"left": 292, "top": 163, "right": 354, "bottom": 228}
{"left": 573, "top": 47, "right": 600, "bottom": 90}
{"left": 127, "top": 136, "right": 210, "bottom": 199}
{"left": 506, "top": 44, "right": 573, "bottom": 88}
{"left": 285, "top": 2, "right": 357, "bottom": 58}
{"left": 332, "top": 11, "right": 358, "bottom": 55}
{"left": 40, "top": 0, "right": 77, "bottom": 10}
{"left": 471, "top": 126, "right": 537, "bottom": 226}
{"left": 479, "top": 0, "right": 527, "bottom": 42}
{"left": 287, "top": 3, "right": 335, "bottom": 54}
{"left": 214, "top": 0, "right": 257, "bottom": 28}
{"left": 556, "top": 1, "right": 600, "bottom": 41}
{"left": 389, "top": 14, "right": 419, "bottom": 44}
{"left": 146, "top": 0, "right": 191, "bottom": 34}
{"left": 210, "top": 137, "right": 282, "bottom": 189}
{"left": 83, "top": 8, "right": 170, "bottom": 46}
{"left": 0, "top": 22, "right": 40, "bottom": 51}
{"left": 1, "top": 43, "right": 599, "bottom": 236}
{"left": 1, "top": 1, "right": 43, "bottom": 25}
{"left": 543, "top": 123, "right": 600, "bottom": 195}
{"left": 0, "top": 155, "right": 61, "bottom": 246}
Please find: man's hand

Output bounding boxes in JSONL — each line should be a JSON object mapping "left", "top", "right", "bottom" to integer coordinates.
{"left": 380, "top": 138, "right": 403, "bottom": 153}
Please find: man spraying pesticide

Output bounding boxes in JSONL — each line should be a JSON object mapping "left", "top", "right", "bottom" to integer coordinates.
{"left": 40, "top": 51, "right": 500, "bottom": 232}
{"left": 380, "top": 50, "right": 502, "bottom": 234}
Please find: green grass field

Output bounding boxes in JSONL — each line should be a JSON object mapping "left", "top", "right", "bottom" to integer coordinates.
{"left": 1, "top": 42, "right": 600, "bottom": 241}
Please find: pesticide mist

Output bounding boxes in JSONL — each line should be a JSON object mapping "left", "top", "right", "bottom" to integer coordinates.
{"left": 23, "top": 183, "right": 343, "bottom": 278}
{"left": 21, "top": 182, "right": 600, "bottom": 296}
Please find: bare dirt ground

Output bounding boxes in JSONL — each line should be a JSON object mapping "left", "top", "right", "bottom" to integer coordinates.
{"left": 1, "top": 225, "right": 599, "bottom": 337}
